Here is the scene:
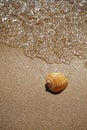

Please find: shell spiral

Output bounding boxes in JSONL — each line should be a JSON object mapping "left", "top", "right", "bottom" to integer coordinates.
{"left": 46, "top": 72, "right": 68, "bottom": 93}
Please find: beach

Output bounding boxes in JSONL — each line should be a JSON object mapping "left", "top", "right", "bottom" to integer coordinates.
{"left": 0, "top": 43, "right": 87, "bottom": 130}
{"left": 0, "top": 0, "right": 87, "bottom": 129}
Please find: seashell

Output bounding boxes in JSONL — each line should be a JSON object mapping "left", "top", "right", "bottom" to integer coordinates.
{"left": 46, "top": 72, "right": 68, "bottom": 93}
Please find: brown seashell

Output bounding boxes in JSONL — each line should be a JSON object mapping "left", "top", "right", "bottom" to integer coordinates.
{"left": 46, "top": 72, "right": 68, "bottom": 93}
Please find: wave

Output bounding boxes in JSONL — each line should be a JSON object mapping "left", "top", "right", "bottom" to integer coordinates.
{"left": 0, "top": 0, "right": 87, "bottom": 64}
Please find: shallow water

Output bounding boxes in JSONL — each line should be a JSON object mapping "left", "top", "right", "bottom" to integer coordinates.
{"left": 0, "top": 0, "right": 87, "bottom": 64}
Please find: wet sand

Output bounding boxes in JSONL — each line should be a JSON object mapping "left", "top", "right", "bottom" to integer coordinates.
{"left": 0, "top": 44, "right": 87, "bottom": 130}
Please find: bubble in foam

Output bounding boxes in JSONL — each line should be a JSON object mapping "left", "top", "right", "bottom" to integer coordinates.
{"left": 84, "top": 61, "right": 87, "bottom": 69}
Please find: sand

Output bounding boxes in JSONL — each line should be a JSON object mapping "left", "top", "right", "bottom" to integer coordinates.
{"left": 0, "top": 44, "right": 87, "bottom": 130}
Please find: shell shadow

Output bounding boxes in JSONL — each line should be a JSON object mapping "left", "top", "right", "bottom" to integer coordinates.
{"left": 45, "top": 84, "right": 64, "bottom": 95}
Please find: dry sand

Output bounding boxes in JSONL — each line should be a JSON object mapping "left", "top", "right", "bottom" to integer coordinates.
{"left": 0, "top": 44, "right": 87, "bottom": 130}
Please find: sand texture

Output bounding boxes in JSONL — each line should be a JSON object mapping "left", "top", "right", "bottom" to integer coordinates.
{"left": 0, "top": 44, "right": 87, "bottom": 130}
